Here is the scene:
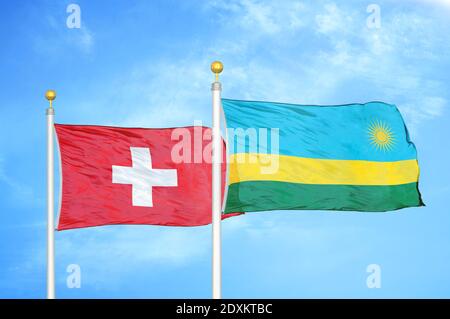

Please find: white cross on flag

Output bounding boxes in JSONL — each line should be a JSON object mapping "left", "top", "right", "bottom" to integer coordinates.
{"left": 112, "top": 147, "right": 178, "bottom": 207}
{"left": 55, "top": 124, "right": 240, "bottom": 230}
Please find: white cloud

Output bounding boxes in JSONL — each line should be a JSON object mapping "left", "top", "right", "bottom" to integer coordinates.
{"left": 33, "top": 14, "right": 94, "bottom": 56}
{"left": 203, "top": 2, "right": 448, "bottom": 131}
{"left": 66, "top": 1, "right": 448, "bottom": 137}
{"left": 75, "top": 27, "right": 94, "bottom": 53}
{"left": 423, "top": 97, "right": 447, "bottom": 117}
{"left": 122, "top": 60, "right": 211, "bottom": 126}
{"left": 401, "top": 96, "right": 447, "bottom": 127}
{"left": 206, "top": 0, "right": 306, "bottom": 35}
{"left": 418, "top": 0, "right": 450, "bottom": 8}
{"left": 315, "top": 3, "right": 352, "bottom": 34}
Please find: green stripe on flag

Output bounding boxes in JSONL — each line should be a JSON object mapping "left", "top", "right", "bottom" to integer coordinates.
{"left": 224, "top": 181, "right": 424, "bottom": 213}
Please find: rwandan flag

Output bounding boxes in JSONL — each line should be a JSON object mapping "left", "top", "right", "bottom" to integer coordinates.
{"left": 222, "top": 99, "right": 424, "bottom": 214}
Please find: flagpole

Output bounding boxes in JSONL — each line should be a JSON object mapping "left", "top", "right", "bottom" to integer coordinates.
{"left": 45, "top": 90, "right": 56, "bottom": 299}
{"left": 211, "top": 61, "right": 223, "bottom": 299}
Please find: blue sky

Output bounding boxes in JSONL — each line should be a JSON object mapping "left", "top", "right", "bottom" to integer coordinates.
{"left": 1, "top": 0, "right": 450, "bottom": 298}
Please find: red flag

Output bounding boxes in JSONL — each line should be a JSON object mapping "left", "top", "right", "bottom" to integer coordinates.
{"left": 55, "top": 124, "right": 239, "bottom": 230}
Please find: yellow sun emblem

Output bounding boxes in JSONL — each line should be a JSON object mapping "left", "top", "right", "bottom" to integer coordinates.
{"left": 368, "top": 120, "right": 395, "bottom": 151}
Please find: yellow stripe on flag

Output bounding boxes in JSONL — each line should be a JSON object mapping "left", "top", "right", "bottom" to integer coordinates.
{"left": 229, "top": 153, "right": 419, "bottom": 186}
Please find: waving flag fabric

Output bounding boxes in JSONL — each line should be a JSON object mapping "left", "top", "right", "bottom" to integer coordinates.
{"left": 55, "top": 124, "right": 238, "bottom": 230}
{"left": 222, "top": 99, "right": 424, "bottom": 214}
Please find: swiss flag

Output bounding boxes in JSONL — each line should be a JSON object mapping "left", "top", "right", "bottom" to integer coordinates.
{"left": 55, "top": 124, "right": 240, "bottom": 230}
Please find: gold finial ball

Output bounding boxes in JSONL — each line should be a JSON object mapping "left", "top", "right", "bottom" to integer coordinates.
{"left": 45, "top": 90, "right": 57, "bottom": 101}
{"left": 211, "top": 61, "right": 223, "bottom": 74}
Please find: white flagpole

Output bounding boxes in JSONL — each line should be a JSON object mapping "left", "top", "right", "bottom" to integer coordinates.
{"left": 45, "top": 90, "right": 56, "bottom": 299}
{"left": 211, "top": 61, "right": 223, "bottom": 299}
